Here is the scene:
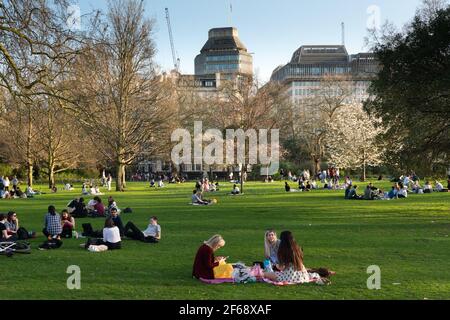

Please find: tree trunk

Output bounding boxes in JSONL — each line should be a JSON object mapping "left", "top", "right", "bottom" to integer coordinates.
{"left": 313, "top": 156, "right": 321, "bottom": 177}
{"left": 121, "top": 164, "right": 126, "bottom": 188}
{"left": 362, "top": 159, "right": 367, "bottom": 182}
{"left": 48, "top": 165, "right": 55, "bottom": 189}
{"left": 27, "top": 162, "right": 33, "bottom": 187}
{"left": 26, "top": 108, "right": 33, "bottom": 187}
{"left": 116, "top": 163, "right": 124, "bottom": 192}
{"left": 240, "top": 165, "right": 245, "bottom": 194}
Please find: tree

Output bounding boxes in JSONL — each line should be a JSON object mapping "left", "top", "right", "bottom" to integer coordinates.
{"left": 284, "top": 75, "right": 356, "bottom": 176}
{"left": 197, "top": 76, "right": 288, "bottom": 192}
{"left": 0, "top": 0, "right": 83, "bottom": 186}
{"left": 36, "top": 97, "right": 85, "bottom": 188}
{"left": 326, "top": 103, "right": 384, "bottom": 181}
{"left": 0, "top": 0, "right": 81, "bottom": 96}
{"left": 364, "top": 2, "right": 450, "bottom": 175}
{"left": 73, "top": 0, "right": 175, "bottom": 191}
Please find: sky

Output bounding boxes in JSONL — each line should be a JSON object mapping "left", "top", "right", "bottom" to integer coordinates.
{"left": 75, "top": 0, "right": 424, "bottom": 82}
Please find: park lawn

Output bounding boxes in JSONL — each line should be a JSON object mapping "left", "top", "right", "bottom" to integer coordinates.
{"left": 1, "top": 181, "right": 449, "bottom": 300}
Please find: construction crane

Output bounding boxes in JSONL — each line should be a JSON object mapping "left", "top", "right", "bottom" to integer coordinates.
{"left": 165, "top": 8, "right": 180, "bottom": 72}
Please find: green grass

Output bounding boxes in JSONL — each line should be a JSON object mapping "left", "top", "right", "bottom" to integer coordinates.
{"left": 1, "top": 181, "right": 449, "bottom": 300}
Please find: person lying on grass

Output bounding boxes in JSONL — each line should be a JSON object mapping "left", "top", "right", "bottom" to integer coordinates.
{"left": 82, "top": 218, "right": 121, "bottom": 250}
{"left": 192, "top": 234, "right": 226, "bottom": 280}
{"left": 263, "top": 231, "right": 335, "bottom": 283}
{"left": 123, "top": 216, "right": 161, "bottom": 243}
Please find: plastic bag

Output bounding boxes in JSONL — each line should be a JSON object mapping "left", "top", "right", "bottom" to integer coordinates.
{"left": 213, "top": 261, "right": 234, "bottom": 279}
{"left": 88, "top": 244, "right": 108, "bottom": 252}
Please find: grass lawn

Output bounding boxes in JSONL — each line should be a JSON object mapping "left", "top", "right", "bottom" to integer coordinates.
{"left": 1, "top": 180, "right": 449, "bottom": 300}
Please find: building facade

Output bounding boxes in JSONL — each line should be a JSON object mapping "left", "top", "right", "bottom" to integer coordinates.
{"left": 270, "top": 45, "right": 379, "bottom": 108}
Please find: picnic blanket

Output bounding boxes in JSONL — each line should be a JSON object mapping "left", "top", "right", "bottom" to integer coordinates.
{"left": 199, "top": 263, "right": 327, "bottom": 286}
{"left": 199, "top": 276, "right": 325, "bottom": 286}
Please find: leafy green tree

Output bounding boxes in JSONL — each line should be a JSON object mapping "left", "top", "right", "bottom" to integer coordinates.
{"left": 364, "top": 4, "right": 450, "bottom": 175}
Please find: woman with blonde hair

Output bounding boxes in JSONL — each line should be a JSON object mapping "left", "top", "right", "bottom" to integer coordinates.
{"left": 192, "top": 234, "right": 226, "bottom": 279}
{"left": 264, "top": 230, "right": 280, "bottom": 267}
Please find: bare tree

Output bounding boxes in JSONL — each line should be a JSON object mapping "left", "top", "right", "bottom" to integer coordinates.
{"left": 0, "top": 0, "right": 85, "bottom": 186}
{"left": 36, "top": 97, "right": 85, "bottom": 188}
{"left": 0, "top": 94, "right": 42, "bottom": 186}
{"left": 72, "top": 0, "right": 175, "bottom": 191}
{"left": 0, "top": 0, "right": 81, "bottom": 96}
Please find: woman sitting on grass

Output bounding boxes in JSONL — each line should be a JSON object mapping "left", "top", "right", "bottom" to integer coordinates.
{"left": 263, "top": 231, "right": 335, "bottom": 283}
{"left": 83, "top": 218, "right": 121, "bottom": 250}
{"left": 192, "top": 234, "right": 227, "bottom": 280}
{"left": 87, "top": 196, "right": 105, "bottom": 218}
{"left": 5, "top": 211, "right": 35, "bottom": 240}
{"left": 1, "top": 213, "right": 16, "bottom": 242}
{"left": 61, "top": 210, "right": 76, "bottom": 238}
{"left": 264, "top": 230, "right": 280, "bottom": 271}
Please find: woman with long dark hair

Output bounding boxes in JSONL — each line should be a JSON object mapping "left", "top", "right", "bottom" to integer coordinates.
{"left": 263, "top": 231, "right": 307, "bottom": 282}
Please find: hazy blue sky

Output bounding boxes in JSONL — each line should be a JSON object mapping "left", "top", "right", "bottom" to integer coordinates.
{"left": 76, "top": 0, "right": 424, "bottom": 82}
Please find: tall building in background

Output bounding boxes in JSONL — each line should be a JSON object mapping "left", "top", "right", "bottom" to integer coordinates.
{"left": 141, "top": 27, "right": 255, "bottom": 176}
{"left": 270, "top": 45, "right": 379, "bottom": 110}
{"left": 173, "top": 27, "right": 254, "bottom": 98}
{"left": 195, "top": 27, "right": 253, "bottom": 77}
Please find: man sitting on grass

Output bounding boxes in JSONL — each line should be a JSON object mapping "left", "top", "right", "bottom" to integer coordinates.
{"left": 347, "top": 185, "right": 362, "bottom": 200}
{"left": 123, "top": 216, "right": 161, "bottom": 243}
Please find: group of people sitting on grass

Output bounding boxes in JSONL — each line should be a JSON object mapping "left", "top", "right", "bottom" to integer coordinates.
{"left": 67, "top": 196, "right": 119, "bottom": 218}
{"left": 0, "top": 176, "right": 42, "bottom": 199}
{"left": 192, "top": 230, "right": 335, "bottom": 284}
{"left": 344, "top": 179, "right": 449, "bottom": 201}
{"left": 3, "top": 203, "right": 161, "bottom": 251}
{"left": 195, "top": 178, "right": 219, "bottom": 193}
{"left": 344, "top": 182, "right": 405, "bottom": 200}
{"left": 81, "top": 182, "right": 103, "bottom": 196}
